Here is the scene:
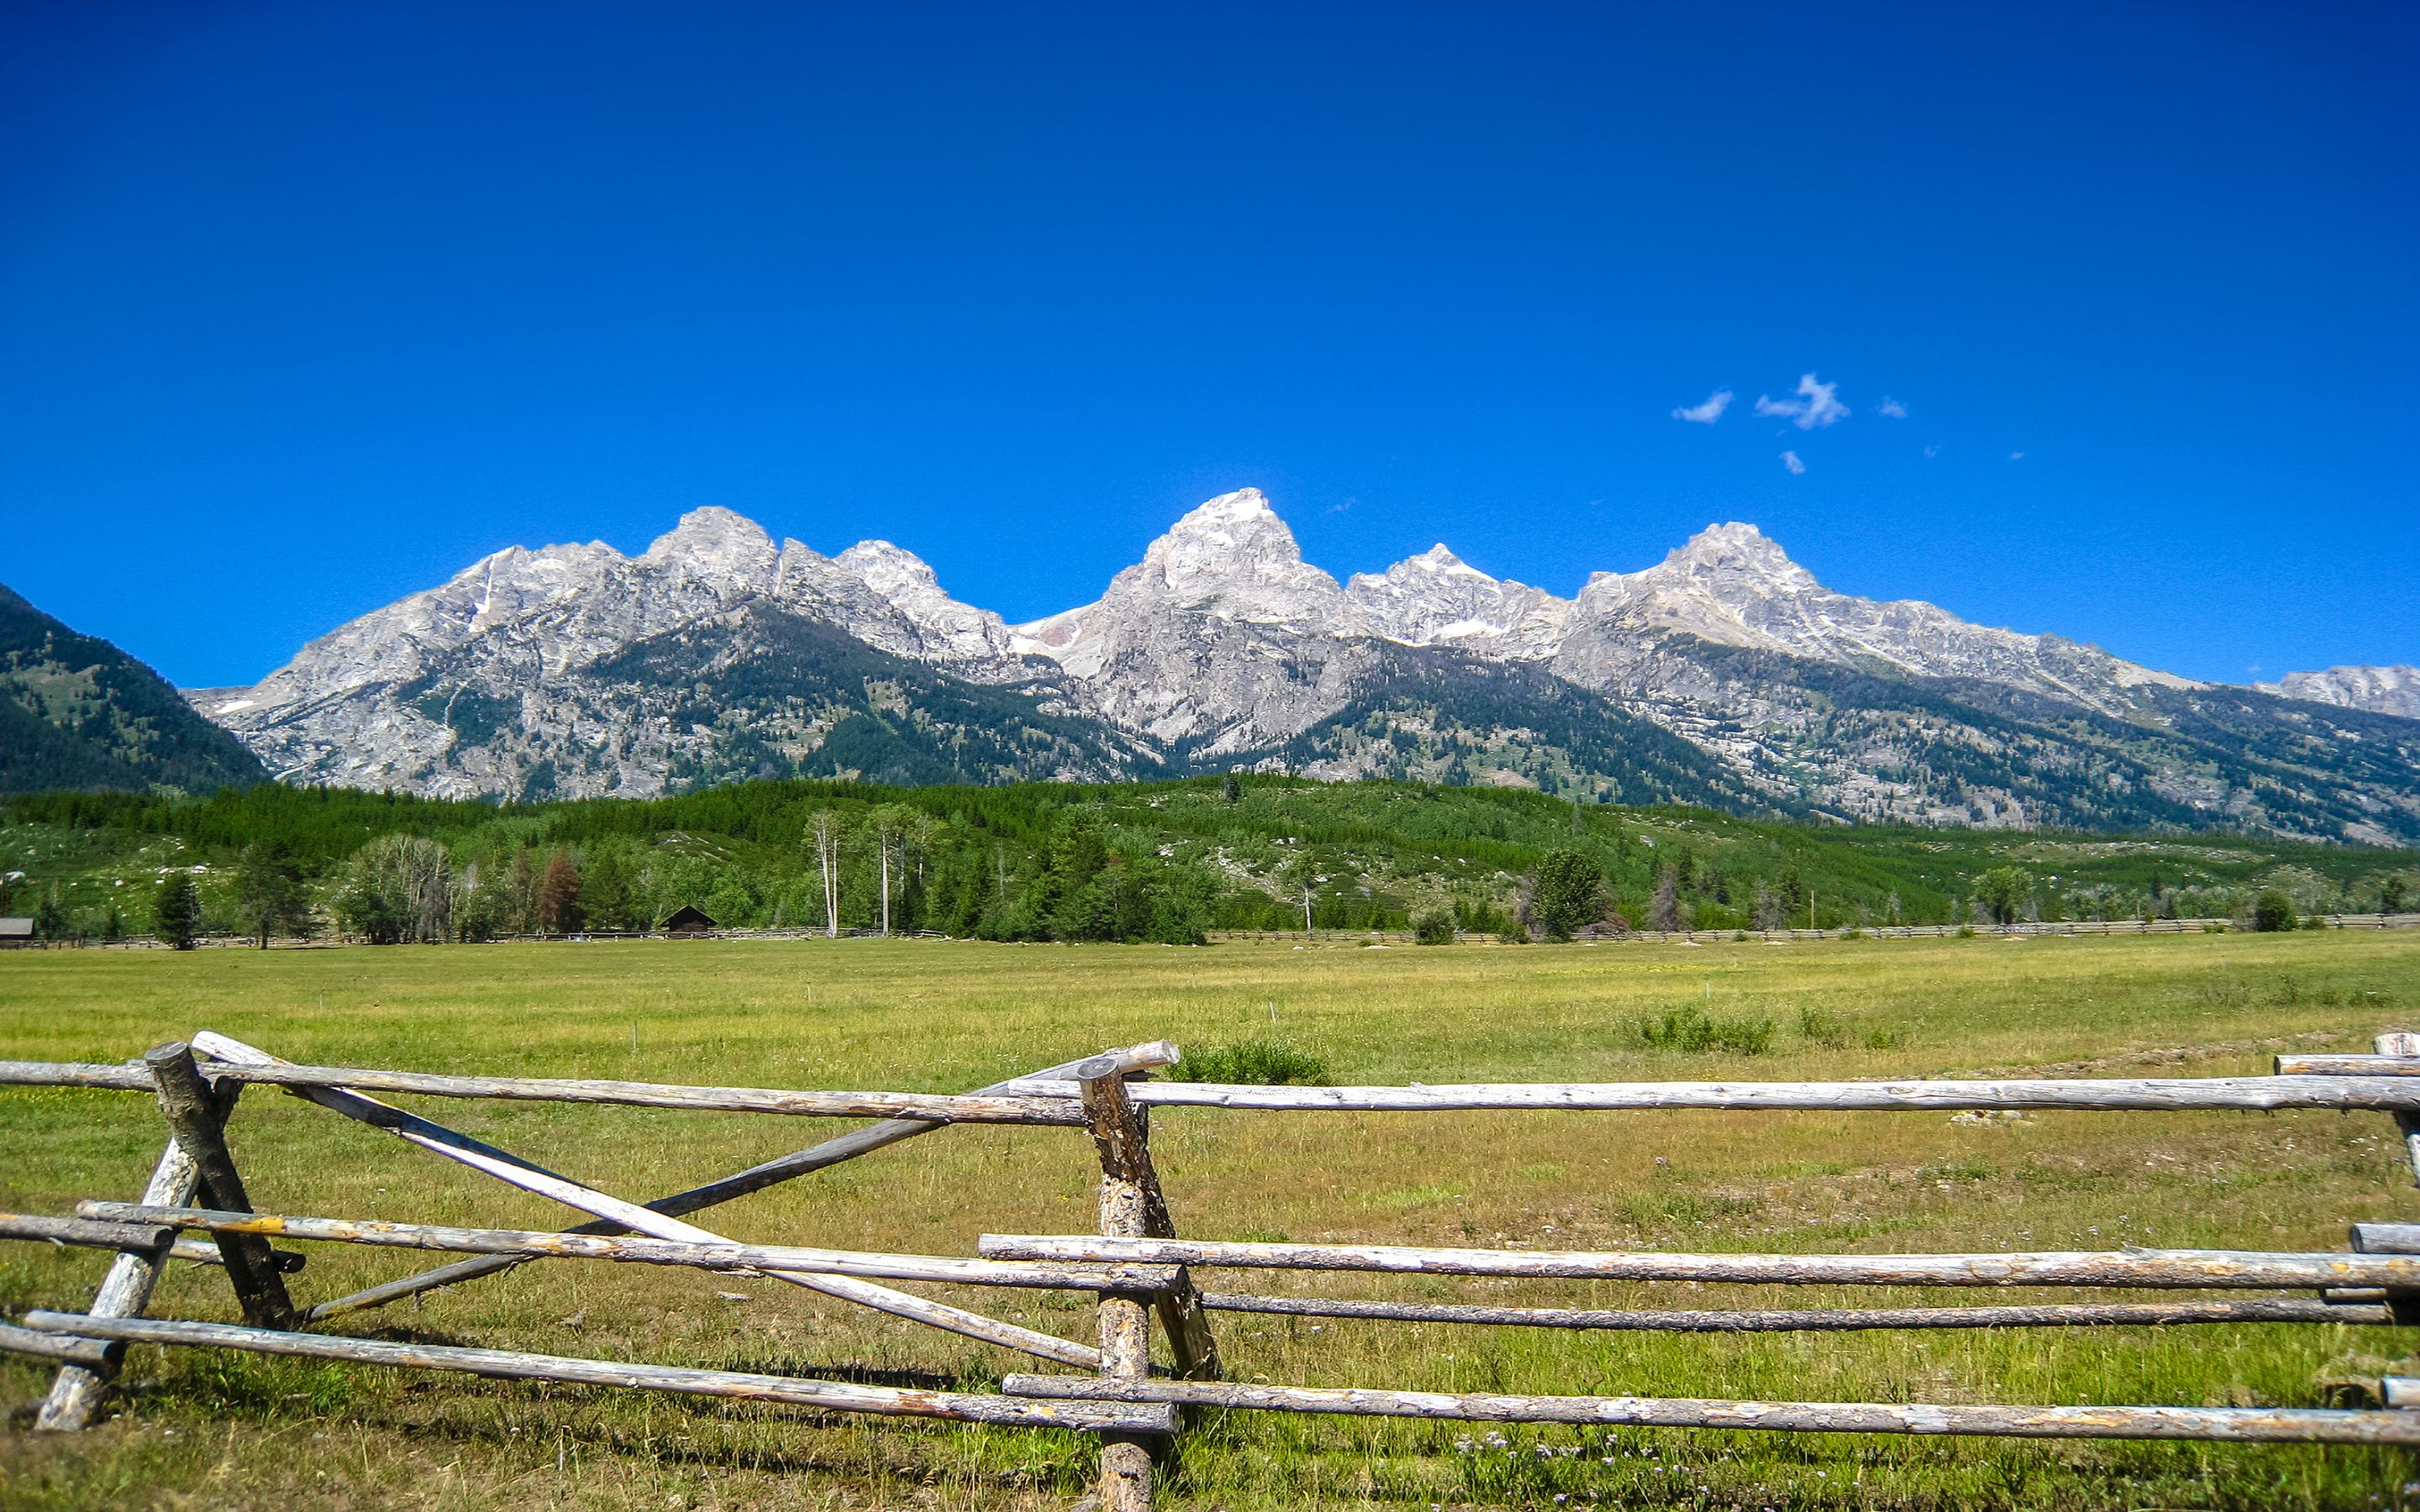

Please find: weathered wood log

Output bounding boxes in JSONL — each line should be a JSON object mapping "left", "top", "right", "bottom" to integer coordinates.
{"left": 1078, "top": 1071, "right": 1218, "bottom": 1382}
{"left": 297, "top": 1041, "right": 1176, "bottom": 1321}
{"left": 19, "top": 1313, "right": 1177, "bottom": 1434}
{"left": 2349, "top": 1221, "right": 2420, "bottom": 1324}
{"left": 0, "top": 1059, "right": 150, "bottom": 1090}
{"left": 1083, "top": 1070, "right": 1159, "bottom": 1512}
{"left": 2386, "top": 1377, "right": 2420, "bottom": 1410}
{"left": 0, "top": 1043, "right": 1171, "bottom": 1103}
{"left": 1001, "top": 1375, "right": 2420, "bottom": 1444}
{"left": 1062, "top": 1042, "right": 1180, "bottom": 1085}
{"left": 175, "top": 1058, "right": 1089, "bottom": 1123}
{"left": 145, "top": 1042, "right": 296, "bottom": 1330}
{"left": 86, "top": 1202, "right": 1179, "bottom": 1293}
{"left": 982, "top": 1234, "right": 2420, "bottom": 1290}
{"left": 189, "top": 1030, "right": 1102, "bottom": 1368}
{"left": 1197, "top": 1292, "right": 2387, "bottom": 1331}
{"left": 0, "top": 1321, "right": 113, "bottom": 1368}
{"left": 0, "top": 1212, "right": 173, "bottom": 1252}
{"left": 1073, "top": 1076, "right": 2420, "bottom": 1114}
{"left": 2278, "top": 1055, "right": 2420, "bottom": 1077}
{"left": 2375, "top": 1035, "right": 2420, "bottom": 1191}
{"left": 36, "top": 1135, "right": 201, "bottom": 1431}
{"left": 167, "top": 1236, "right": 305, "bottom": 1273}
{"left": 29, "top": 1056, "right": 2420, "bottom": 1116}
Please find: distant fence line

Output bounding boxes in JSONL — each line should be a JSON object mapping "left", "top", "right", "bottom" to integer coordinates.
{"left": 17, "top": 915, "right": 2417, "bottom": 951}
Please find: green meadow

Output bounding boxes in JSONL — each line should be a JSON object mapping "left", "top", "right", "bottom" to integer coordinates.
{"left": 3, "top": 927, "right": 2418, "bottom": 1509}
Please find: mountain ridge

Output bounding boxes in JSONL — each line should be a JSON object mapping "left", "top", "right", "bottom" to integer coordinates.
{"left": 178, "top": 490, "right": 2419, "bottom": 843}
{"left": 2, "top": 584, "right": 267, "bottom": 796}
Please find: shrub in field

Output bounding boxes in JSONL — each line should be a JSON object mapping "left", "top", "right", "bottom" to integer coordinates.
{"left": 1412, "top": 908, "right": 1457, "bottom": 945}
{"left": 1797, "top": 1008, "right": 1849, "bottom": 1047}
{"left": 1168, "top": 1037, "right": 1333, "bottom": 1085}
{"left": 2252, "top": 890, "right": 2296, "bottom": 932}
{"left": 1638, "top": 1005, "right": 1774, "bottom": 1055}
{"left": 1528, "top": 848, "right": 1606, "bottom": 941}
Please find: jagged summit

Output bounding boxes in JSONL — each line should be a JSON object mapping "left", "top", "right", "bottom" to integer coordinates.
{"left": 1657, "top": 522, "right": 1818, "bottom": 586}
{"left": 642, "top": 506, "right": 778, "bottom": 574}
{"left": 1132, "top": 488, "right": 1338, "bottom": 613}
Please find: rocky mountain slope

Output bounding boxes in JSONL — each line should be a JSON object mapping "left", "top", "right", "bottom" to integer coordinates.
{"left": 2, "top": 584, "right": 266, "bottom": 795}
{"left": 186, "top": 490, "right": 2420, "bottom": 843}
{"left": 2261, "top": 665, "right": 2420, "bottom": 720}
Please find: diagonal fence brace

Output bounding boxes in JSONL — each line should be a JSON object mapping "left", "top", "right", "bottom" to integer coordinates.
{"left": 190, "top": 1030, "right": 1102, "bottom": 1369}
{"left": 301, "top": 1040, "right": 1176, "bottom": 1322}
{"left": 145, "top": 1042, "right": 296, "bottom": 1329}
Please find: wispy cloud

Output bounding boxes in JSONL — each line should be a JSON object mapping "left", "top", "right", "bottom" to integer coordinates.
{"left": 1780, "top": 450, "right": 1806, "bottom": 475}
{"left": 1670, "top": 388, "right": 1733, "bottom": 423}
{"left": 1923, "top": 445, "right": 1939, "bottom": 459}
{"left": 1877, "top": 396, "right": 1907, "bottom": 418}
{"left": 1754, "top": 373, "right": 1849, "bottom": 430}
{"left": 2009, "top": 451, "right": 2025, "bottom": 461}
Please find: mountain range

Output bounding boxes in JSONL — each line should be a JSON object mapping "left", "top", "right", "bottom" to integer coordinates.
{"left": 166, "top": 489, "right": 2420, "bottom": 845}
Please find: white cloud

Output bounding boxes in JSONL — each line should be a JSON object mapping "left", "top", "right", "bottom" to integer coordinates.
{"left": 1670, "top": 388, "right": 1733, "bottom": 423}
{"left": 1754, "top": 373, "right": 1849, "bottom": 430}
{"left": 1877, "top": 397, "right": 1907, "bottom": 418}
{"left": 2009, "top": 451, "right": 2025, "bottom": 461}
{"left": 1923, "top": 445, "right": 1939, "bottom": 458}
{"left": 1780, "top": 450, "right": 1806, "bottom": 475}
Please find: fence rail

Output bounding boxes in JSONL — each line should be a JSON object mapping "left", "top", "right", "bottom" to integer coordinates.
{"left": 5, "top": 1028, "right": 2420, "bottom": 1507}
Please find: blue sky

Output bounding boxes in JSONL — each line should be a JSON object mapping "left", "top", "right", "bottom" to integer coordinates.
{"left": 3, "top": 1, "right": 2413, "bottom": 688}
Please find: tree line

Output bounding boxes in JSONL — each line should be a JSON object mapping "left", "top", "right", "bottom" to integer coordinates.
{"left": 6, "top": 774, "right": 2412, "bottom": 948}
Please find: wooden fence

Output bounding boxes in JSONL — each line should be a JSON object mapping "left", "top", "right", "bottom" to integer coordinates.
{"left": 8, "top": 1032, "right": 2420, "bottom": 1507}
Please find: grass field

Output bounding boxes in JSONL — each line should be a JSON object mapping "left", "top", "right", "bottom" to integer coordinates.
{"left": 3, "top": 929, "right": 2419, "bottom": 1509}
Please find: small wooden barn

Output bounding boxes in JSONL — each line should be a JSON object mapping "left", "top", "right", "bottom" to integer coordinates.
{"left": 660, "top": 905, "right": 718, "bottom": 937}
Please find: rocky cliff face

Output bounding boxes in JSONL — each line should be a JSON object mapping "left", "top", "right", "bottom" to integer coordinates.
{"left": 189, "top": 490, "right": 2420, "bottom": 843}
{"left": 2263, "top": 665, "right": 2420, "bottom": 720}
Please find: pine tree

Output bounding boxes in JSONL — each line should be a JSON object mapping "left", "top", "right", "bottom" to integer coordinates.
{"left": 234, "top": 839, "right": 311, "bottom": 948}
{"left": 154, "top": 872, "right": 201, "bottom": 950}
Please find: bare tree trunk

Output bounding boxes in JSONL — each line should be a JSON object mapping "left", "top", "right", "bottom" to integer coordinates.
{"left": 881, "top": 838, "right": 892, "bottom": 937}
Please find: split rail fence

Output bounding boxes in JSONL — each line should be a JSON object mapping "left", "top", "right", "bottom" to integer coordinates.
{"left": 9, "top": 1032, "right": 2420, "bottom": 1507}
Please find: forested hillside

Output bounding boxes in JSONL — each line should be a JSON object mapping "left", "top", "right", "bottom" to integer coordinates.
{"left": 0, "top": 585, "right": 266, "bottom": 796}
{"left": 5, "top": 776, "right": 2412, "bottom": 947}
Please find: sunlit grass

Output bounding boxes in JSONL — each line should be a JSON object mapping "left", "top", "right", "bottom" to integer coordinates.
{"left": 3, "top": 928, "right": 2417, "bottom": 1508}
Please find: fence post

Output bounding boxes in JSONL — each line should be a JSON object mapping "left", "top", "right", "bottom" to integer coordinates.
{"left": 1077, "top": 1065, "right": 1197, "bottom": 1512}
{"left": 145, "top": 1042, "right": 296, "bottom": 1329}
{"left": 35, "top": 1137, "right": 199, "bottom": 1431}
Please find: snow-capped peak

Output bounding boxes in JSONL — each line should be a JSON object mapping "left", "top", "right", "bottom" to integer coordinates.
{"left": 1344, "top": 543, "right": 1569, "bottom": 657}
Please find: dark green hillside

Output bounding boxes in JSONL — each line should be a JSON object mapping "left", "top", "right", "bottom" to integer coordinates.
{"left": 582, "top": 607, "right": 1161, "bottom": 789}
{"left": 1234, "top": 644, "right": 1775, "bottom": 812}
{"left": 0, "top": 584, "right": 266, "bottom": 796}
